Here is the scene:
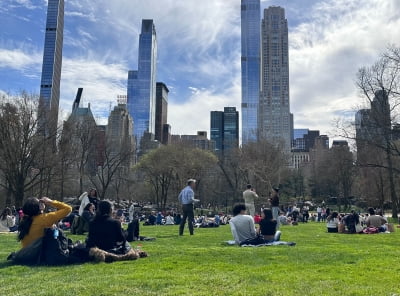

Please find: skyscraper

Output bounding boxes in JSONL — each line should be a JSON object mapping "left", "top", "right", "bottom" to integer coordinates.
{"left": 259, "top": 6, "right": 291, "bottom": 152}
{"left": 107, "top": 103, "right": 135, "bottom": 167}
{"left": 127, "top": 19, "right": 157, "bottom": 146}
{"left": 210, "top": 107, "right": 239, "bottom": 154}
{"left": 38, "top": 0, "right": 64, "bottom": 138}
{"left": 241, "top": 0, "right": 260, "bottom": 144}
{"left": 210, "top": 111, "right": 224, "bottom": 152}
{"left": 155, "top": 82, "right": 169, "bottom": 143}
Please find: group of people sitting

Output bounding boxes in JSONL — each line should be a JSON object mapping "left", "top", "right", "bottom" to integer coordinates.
{"left": 229, "top": 204, "right": 295, "bottom": 246}
{"left": 326, "top": 207, "right": 391, "bottom": 234}
{"left": 8, "top": 194, "right": 147, "bottom": 266}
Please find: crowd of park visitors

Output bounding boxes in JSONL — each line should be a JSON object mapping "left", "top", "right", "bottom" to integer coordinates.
{"left": 1, "top": 180, "right": 397, "bottom": 266}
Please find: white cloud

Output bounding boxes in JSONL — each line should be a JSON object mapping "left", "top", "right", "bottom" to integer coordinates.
{"left": 1, "top": 0, "right": 400, "bottom": 141}
{"left": 288, "top": 0, "right": 400, "bottom": 136}
{"left": 0, "top": 48, "right": 41, "bottom": 70}
{"left": 59, "top": 58, "right": 128, "bottom": 124}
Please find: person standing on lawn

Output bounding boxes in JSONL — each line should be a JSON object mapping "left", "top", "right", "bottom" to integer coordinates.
{"left": 178, "top": 179, "right": 199, "bottom": 235}
{"left": 269, "top": 187, "right": 280, "bottom": 225}
{"left": 243, "top": 184, "right": 258, "bottom": 217}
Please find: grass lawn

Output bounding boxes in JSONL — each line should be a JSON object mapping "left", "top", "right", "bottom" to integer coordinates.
{"left": 0, "top": 222, "right": 399, "bottom": 296}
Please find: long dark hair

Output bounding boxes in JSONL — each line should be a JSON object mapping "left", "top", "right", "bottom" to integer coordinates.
{"left": 1, "top": 207, "right": 11, "bottom": 220}
{"left": 17, "top": 198, "right": 41, "bottom": 241}
{"left": 262, "top": 208, "right": 274, "bottom": 221}
{"left": 88, "top": 188, "right": 98, "bottom": 198}
{"left": 328, "top": 211, "right": 338, "bottom": 222}
{"left": 84, "top": 203, "right": 94, "bottom": 211}
{"left": 94, "top": 200, "right": 112, "bottom": 220}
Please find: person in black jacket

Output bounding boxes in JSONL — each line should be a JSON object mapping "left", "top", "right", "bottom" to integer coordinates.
{"left": 86, "top": 201, "right": 126, "bottom": 252}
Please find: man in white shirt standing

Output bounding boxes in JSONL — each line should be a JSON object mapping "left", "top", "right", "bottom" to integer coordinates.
{"left": 243, "top": 184, "right": 258, "bottom": 217}
{"left": 178, "top": 179, "right": 199, "bottom": 235}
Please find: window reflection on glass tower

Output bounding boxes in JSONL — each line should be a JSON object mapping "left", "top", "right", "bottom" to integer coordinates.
{"left": 241, "top": 0, "right": 260, "bottom": 144}
{"left": 127, "top": 20, "right": 157, "bottom": 146}
{"left": 38, "top": 0, "right": 64, "bottom": 138}
{"left": 259, "top": 6, "right": 291, "bottom": 152}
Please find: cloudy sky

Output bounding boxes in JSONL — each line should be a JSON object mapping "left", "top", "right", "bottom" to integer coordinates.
{"left": 0, "top": 0, "right": 399, "bottom": 139}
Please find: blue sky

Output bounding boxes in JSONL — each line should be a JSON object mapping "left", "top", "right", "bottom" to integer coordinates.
{"left": 1, "top": 0, "right": 400, "bottom": 138}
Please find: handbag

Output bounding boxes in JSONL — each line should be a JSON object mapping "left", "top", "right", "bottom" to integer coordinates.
{"left": 355, "top": 223, "right": 363, "bottom": 233}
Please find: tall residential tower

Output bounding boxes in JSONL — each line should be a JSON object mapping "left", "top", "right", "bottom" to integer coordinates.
{"left": 127, "top": 19, "right": 158, "bottom": 146}
{"left": 38, "top": 0, "right": 64, "bottom": 138}
{"left": 259, "top": 6, "right": 292, "bottom": 152}
{"left": 241, "top": 0, "right": 260, "bottom": 144}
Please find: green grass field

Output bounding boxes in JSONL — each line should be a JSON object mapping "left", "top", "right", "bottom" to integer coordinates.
{"left": 0, "top": 222, "right": 399, "bottom": 296}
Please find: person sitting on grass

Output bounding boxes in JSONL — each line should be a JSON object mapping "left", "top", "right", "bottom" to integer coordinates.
{"left": 18, "top": 197, "right": 71, "bottom": 248}
{"left": 366, "top": 207, "right": 387, "bottom": 232}
{"left": 229, "top": 203, "right": 257, "bottom": 244}
{"left": 0, "top": 207, "right": 16, "bottom": 232}
{"left": 76, "top": 203, "right": 95, "bottom": 234}
{"left": 343, "top": 210, "right": 359, "bottom": 233}
{"left": 326, "top": 212, "right": 339, "bottom": 233}
{"left": 165, "top": 213, "right": 175, "bottom": 225}
{"left": 86, "top": 200, "right": 147, "bottom": 262}
{"left": 258, "top": 208, "right": 281, "bottom": 242}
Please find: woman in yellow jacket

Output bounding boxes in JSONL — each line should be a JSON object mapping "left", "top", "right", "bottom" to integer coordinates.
{"left": 18, "top": 197, "right": 72, "bottom": 248}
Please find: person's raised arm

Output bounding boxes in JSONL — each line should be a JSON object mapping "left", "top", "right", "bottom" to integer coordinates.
{"left": 41, "top": 197, "right": 72, "bottom": 226}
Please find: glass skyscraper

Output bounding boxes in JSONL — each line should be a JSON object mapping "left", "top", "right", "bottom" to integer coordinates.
{"left": 210, "top": 107, "right": 239, "bottom": 154}
{"left": 38, "top": 0, "right": 64, "bottom": 137}
{"left": 241, "top": 0, "right": 260, "bottom": 144}
{"left": 127, "top": 19, "right": 157, "bottom": 145}
{"left": 259, "top": 6, "right": 291, "bottom": 152}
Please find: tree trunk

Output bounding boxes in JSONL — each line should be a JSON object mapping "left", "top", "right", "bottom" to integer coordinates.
{"left": 386, "top": 147, "right": 398, "bottom": 218}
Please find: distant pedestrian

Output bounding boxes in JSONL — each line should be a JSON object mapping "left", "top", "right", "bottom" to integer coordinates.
{"left": 317, "top": 206, "right": 322, "bottom": 222}
{"left": 178, "top": 179, "right": 199, "bottom": 235}
{"left": 243, "top": 184, "right": 258, "bottom": 217}
{"left": 269, "top": 187, "right": 280, "bottom": 224}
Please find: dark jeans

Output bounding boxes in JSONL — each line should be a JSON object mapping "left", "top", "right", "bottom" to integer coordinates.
{"left": 179, "top": 204, "right": 194, "bottom": 235}
{"left": 126, "top": 219, "right": 140, "bottom": 242}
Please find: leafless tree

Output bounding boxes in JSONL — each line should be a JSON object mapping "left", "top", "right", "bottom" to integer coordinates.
{"left": 0, "top": 92, "right": 57, "bottom": 206}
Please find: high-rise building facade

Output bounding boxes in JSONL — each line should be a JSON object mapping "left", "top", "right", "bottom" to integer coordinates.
{"left": 127, "top": 19, "right": 157, "bottom": 146}
{"left": 241, "top": 0, "right": 260, "bottom": 144}
{"left": 107, "top": 103, "right": 135, "bottom": 167}
{"left": 38, "top": 0, "right": 64, "bottom": 137}
{"left": 210, "top": 111, "right": 224, "bottom": 152}
{"left": 155, "top": 82, "right": 168, "bottom": 143}
{"left": 355, "top": 90, "right": 391, "bottom": 164}
{"left": 210, "top": 107, "right": 239, "bottom": 154}
{"left": 259, "top": 6, "right": 291, "bottom": 152}
{"left": 223, "top": 107, "right": 239, "bottom": 152}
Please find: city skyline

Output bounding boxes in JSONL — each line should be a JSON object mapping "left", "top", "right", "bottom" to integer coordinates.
{"left": 0, "top": 0, "right": 400, "bottom": 140}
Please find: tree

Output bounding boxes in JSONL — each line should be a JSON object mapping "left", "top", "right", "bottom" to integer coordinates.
{"left": 240, "top": 139, "right": 289, "bottom": 198}
{"left": 0, "top": 93, "right": 56, "bottom": 206}
{"left": 89, "top": 139, "right": 133, "bottom": 200}
{"left": 136, "top": 144, "right": 218, "bottom": 210}
{"left": 354, "top": 46, "right": 400, "bottom": 217}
